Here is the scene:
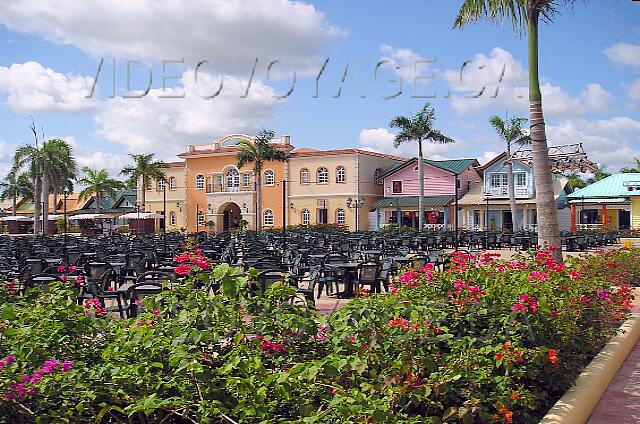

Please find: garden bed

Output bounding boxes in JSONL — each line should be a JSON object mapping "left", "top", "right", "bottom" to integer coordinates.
{"left": 0, "top": 246, "right": 637, "bottom": 423}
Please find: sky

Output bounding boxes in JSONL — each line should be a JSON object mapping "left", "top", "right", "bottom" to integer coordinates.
{"left": 0, "top": 0, "right": 639, "bottom": 180}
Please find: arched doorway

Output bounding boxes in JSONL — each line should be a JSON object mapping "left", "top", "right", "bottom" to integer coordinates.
{"left": 220, "top": 202, "right": 242, "bottom": 231}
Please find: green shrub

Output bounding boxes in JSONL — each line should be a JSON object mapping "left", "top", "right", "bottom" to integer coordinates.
{"left": 0, "top": 247, "right": 635, "bottom": 423}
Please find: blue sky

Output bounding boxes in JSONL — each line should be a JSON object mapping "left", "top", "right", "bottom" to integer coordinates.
{"left": 0, "top": 0, "right": 639, "bottom": 178}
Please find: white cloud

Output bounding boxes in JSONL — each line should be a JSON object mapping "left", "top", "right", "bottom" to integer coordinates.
{"left": 628, "top": 79, "right": 640, "bottom": 102}
{"left": 379, "top": 44, "right": 432, "bottom": 84}
{"left": 357, "top": 127, "right": 470, "bottom": 160}
{"left": 94, "top": 69, "right": 281, "bottom": 157}
{"left": 442, "top": 48, "right": 613, "bottom": 119}
{"left": 0, "top": 62, "right": 96, "bottom": 112}
{"left": 546, "top": 117, "right": 640, "bottom": 171}
{"left": 604, "top": 43, "right": 640, "bottom": 68}
{"left": 478, "top": 150, "right": 499, "bottom": 165}
{"left": 0, "top": 0, "right": 343, "bottom": 77}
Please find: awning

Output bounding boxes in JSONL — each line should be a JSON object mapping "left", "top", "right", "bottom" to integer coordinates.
{"left": 0, "top": 216, "right": 33, "bottom": 222}
{"left": 568, "top": 197, "right": 629, "bottom": 204}
{"left": 118, "top": 212, "right": 164, "bottom": 220}
{"left": 38, "top": 214, "right": 63, "bottom": 221}
{"left": 69, "top": 213, "right": 112, "bottom": 220}
{"left": 372, "top": 196, "right": 455, "bottom": 208}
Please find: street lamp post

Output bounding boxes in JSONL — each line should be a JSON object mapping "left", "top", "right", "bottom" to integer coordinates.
{"left": 454, "top": 173, "right": 460, "bottom": 249}
{"left": 63, "top": 189, "right": 68, "bottom": 245}
{"left": 346, "top": 197, "right": 364, "bottom": 232}
{"left": 162, "top": 179, "right": 167, "bottom": 252}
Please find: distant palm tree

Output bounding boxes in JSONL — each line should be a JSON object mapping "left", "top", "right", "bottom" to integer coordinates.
{"left": 0, "top": 171, "right": 34, "bottom": 216}
{"left": 455, "top": 0, "right": 576, "bottom": 259}
{"left": 489, "top": 115, "right": 531, "bottom": 230}
{"left": 620, "top": 158, "right": 640, "bottom": 173}
{"left": 587, "top": 164, "right": 611, "bottom": 185}
{"left": 236, "top": 130, "right": 288, "bottom": 231}
{"left": 13, "top": 127, "right": 76, "bottom": 234}
{"left": 120, "top": 154, "right": 165, "bottom": 210}
{"left": 389, "top": 103, "right": 454, "bottom": 230}
{"left": 565, "top": 172, "right": 586, "bottom": 192}
{"left": 78, "top": 167, "right": 125, "bottom": 214}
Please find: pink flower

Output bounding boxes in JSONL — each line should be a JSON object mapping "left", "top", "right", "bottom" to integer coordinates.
{"left": 61, "top": 360, "right": 73, "bottom": 372}
{"left": 5, "top": 355, "right": 16, "bottom": 364}
{"left": 69, "top": 265, "right": 77, "bottom": 273}
{"left": 151, "top": 309, "right": 160, "bottom": 317}
{"left": 60, "top": 275, "right": 68, "bottom": 282}
{"left": 569, "top": 270, "right": 580, "bottom": 280}
{"left": 175, "top": 263, "right": 192, "bottom": 275}
{"left": 512, "top": 302, "right": 528, "bottom": 312}
{"left": 56, "top": 265, "right": 66, "bottom": 272}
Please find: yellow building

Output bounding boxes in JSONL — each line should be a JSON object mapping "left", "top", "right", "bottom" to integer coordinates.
{"left": 288, "top": 148, "right": 404, "bottom": 231}
{"left": 144, "top": 135, "right": 405, "bottom": 233}
{"left": 178, "top": 134, "right": 293, "bottom": 232}
{"left": 141, "top": 161, "right": 188, "bottom": 231}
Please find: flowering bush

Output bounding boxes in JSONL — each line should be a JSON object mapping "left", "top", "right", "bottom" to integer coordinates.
{"left": 0, "top": 247, "right": 636, "bottom": 423}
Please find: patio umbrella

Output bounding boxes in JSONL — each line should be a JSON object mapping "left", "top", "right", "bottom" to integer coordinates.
{"left": 69, "top": 213, "right": 112, "bottom": 220}
{"left": 0, "top": 216, "right": 33, "bottom": 222}
{"left": 118, "top": 212, "right": 164, "bottom": 220}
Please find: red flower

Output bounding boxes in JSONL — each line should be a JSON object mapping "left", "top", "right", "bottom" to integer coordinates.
{"left": 175, "top": 263, "right": 192, "bottom": 275}
{"left": 388, "top": 317, "right": 410, "bottom": 330}
{"left": 548, "top": 349, "right": 559, "bottom": 365}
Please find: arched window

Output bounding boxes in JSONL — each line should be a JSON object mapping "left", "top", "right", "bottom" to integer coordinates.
{"left": 317, "top": 167, "right": 328, "bottom": 184}
{"left": 226, "top": 168, "right": 239, "bottom": 191}
{"left": 301, "top": 209, "right": 310, "bottom": 225}
{"left": 374, "top": 167, "right": 383, "bottom": 184}
{"left": 170, "top": 211, "right": 176, "bottom": 226}
{"left": 336, "top": 166, "right": 346, "bottom": 183}
{"left": 195, "top": 174, "right": 205, "bottom": 190}
{"left": 263, "top": 209, "right": 274, "bottom": 226}
{"left": 169, "top": 176, "right": 176, "bottom": 190}
{"left": 157, "top": 179, "right": 165, "bottom": 191}
{"left": 196, "top": 210, "right": 205, "bottom": 225}
{"left": 336, "top": 208, "right": 346, "bottom": 226}
{"left": 300, "top": 168, "right": 310, "bottom": 184}
{"left": 264, "top": 170, "right": 275, "bottom": 186}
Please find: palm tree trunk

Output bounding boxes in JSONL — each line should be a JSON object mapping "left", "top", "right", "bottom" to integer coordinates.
{"left": 528, "top": 16, "right": 562, "bottom": 261}
{"left": 53, "top": 186, "right": 58, "bottom": 215}
{"left": 42, "top": 172, "right": 49, "bottom": 235}
{"left": 11, "top": 174, "right": 16, "bottom": 217}
{"left": 33, "top": 174, "right": 42, "bottom": 235}
{"left": 95, "top": 193, "right": 101, "bottom": 214}
{"left": 417, "top": 140, "right": 424, "bottom": 230}
{"left": 141, "top": 175, "right": 146, "bottom": 211}
{"left": 506, "top": 150, "right": 518, "bottom": 230}
{"left": 256, "top": 170, "right": 262, "bottom": 231}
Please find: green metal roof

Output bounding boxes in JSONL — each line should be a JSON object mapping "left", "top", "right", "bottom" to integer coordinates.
{"left": 567, "top": 173, "right": 640, "bottom": 199}
{"left": 372, "top": 195, "right": 455, "bottom": 208}
{"left": 76, "top": 190, "right": 137, "bottom": 214}
{"left": 424, "top": 158, "right": 477, "bottom": 175}
{"left": 378, "top": 158, "right": 478, "bottom": 180}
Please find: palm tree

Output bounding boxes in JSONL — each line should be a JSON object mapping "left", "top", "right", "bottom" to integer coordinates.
{"left": 78, "top": 167, "right": 125, "bottom": 214}
{"left": 566, "top": 172, "right": 586, "bottom": 192}
{"left": 236, "top": 130, "right": 288, "bottom": 231}
{"left": 389, "top": 103, "right": 454, "bottom": 230}
{"left": 621, "top": 158, "right": 640, "bottom": 173}
{"left": 489, "top": 115, "right": 531, "bottom": 230}
{"left": 0, "top": 171, "right": 34, "bottom": 216}
{"left": 13, "top": 125, "right": 76, "bottom": 234}
{"left": 455, "top": 0, "right": 575, "bottom": 260}
{"left": 120, "top": 154, "right": 166, "bottom": 210}
{"left": 586, "top": 164, "right": 611, "bottom": 185}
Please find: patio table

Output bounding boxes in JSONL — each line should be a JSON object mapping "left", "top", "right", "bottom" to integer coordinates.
{"left": 326, "top": 262, "right": 361, "bottom": 298}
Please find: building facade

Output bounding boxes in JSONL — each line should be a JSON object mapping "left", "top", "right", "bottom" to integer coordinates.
{"left": 567, "top": 173, "right": 640, "bottom": 231}
{"left": 139, "top": 161, "right": 188, "bottom": 231}
{"left": 458, "top": 152, "right": 571, "bottom": 231}
{"left": 372, "top": 158, "right": 482, "bottom": 229}
{"left": 287, "top": 148, "right": 403, "bottom": 231}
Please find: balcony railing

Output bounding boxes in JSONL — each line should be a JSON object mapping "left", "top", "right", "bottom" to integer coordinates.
{"left": 484, "top": 185, "right": 533, "bottom": 198}
{"left": 206, "top": 184, "right": 254, "bottom": 194}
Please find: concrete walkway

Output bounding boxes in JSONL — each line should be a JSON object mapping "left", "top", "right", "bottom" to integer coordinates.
{"left": 587, "top": 339, "right": 640, "bottom": 423}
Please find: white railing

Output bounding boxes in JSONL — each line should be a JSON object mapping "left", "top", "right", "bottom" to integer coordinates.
{"left": 577, "top": 224, "right": 603, "bottom": 231}
{"left": 484, "top": 185, "right": 533, "bottom": 198}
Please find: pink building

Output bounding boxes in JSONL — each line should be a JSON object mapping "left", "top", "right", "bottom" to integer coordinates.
{"left": 372, "top": 158, "right": 482, "bottom": 229}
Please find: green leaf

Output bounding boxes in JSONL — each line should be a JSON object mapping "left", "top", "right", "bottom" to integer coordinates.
{"left": 3, "top": 327, "right": 17, "bottom": 337}
{"left": 1, "top": 304, "right": 16, "bottom": 320}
